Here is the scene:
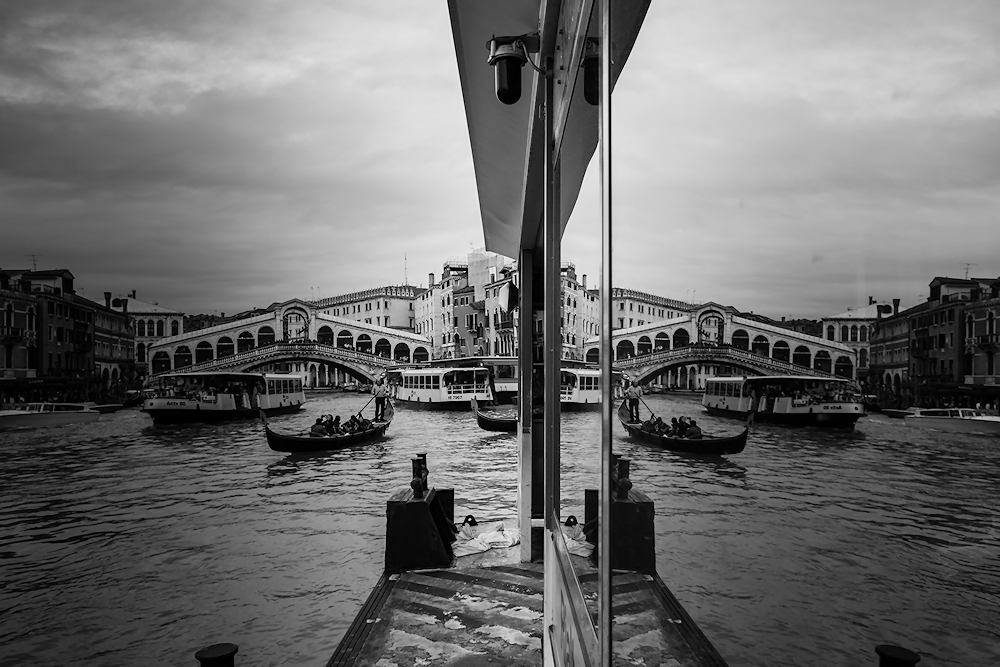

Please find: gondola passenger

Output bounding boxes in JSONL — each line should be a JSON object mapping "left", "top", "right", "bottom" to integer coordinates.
{"left": 310, "top": 418, "right": 328, "bottom": 437}
{"left": 686, "top": 420, "right": 703, "bottom": 439}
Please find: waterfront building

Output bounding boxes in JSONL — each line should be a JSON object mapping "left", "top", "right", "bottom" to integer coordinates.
{"left": 88, "top": 293, "right": 135, "bottom": 396}
{"left": 311, "top": 285, "right": 423, "bottom": 332}
{"left": 821, "top": 298, "right": 898, "bottom": 383}
{"left": 110, "top": 293, "right": 184, "bottom": 384}
{"left": 609, "top": 287, "right": 692, "bottom": 334}
{"left": 962, "top": 279, "right": 1000, "bottom": 405}
{"left": 0, "top": 270, "right": 39, "bottom": 402}
{"left": 483, "top": 266, "right": 518, "bottom": 357}
{"left": 0, "top": 269, "right": 97, "bottom": 401}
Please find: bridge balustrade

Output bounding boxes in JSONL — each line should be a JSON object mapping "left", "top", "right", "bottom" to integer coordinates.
{"left": 614, "top": 343, "right": 838, "bottom": 378}
{"left": 151, "top": 341, "right": 398, "bottom": 377}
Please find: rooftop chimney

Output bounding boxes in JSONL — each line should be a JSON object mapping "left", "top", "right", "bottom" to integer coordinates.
{"left": 104, "top": 291, "right": 112, "bottom": 308}
{"left": 582, "top": 274, "right": 587, "bottom": 290}
{"left": 428, "top": 272, "right": 435, "bottom": 287}
{"left": 892, "top": 298, "right": 900, "bottom": 315}
{"left": 868, "top": 296, "right": 874, "bottom": 305}
{"left": 130, "top": 290, "right": 136, "bottom": 299}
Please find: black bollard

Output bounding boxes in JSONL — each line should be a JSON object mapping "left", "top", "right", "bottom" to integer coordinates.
{"left": 875, "top": 644, "right": 921, "bottom": 667}
{"left": 417, "top": 453, "right": 429, "bottom": 491}
{"left": 195, "top": 643, "right": 238, "bottom": 667}
{"left": 617, "top": 458, "right": 630, "bottom": 481}
{"left": 410, "top": 458, "right": 425, "bottom": 500}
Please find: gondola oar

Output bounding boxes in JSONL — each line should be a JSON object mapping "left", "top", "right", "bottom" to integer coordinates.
{"left": 639, "top": 396, "right": 656, "bottom": 420}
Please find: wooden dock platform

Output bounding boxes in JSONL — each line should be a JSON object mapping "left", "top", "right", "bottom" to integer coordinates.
{"left": 327, "top": 549, "right": 729, "bottom": 667}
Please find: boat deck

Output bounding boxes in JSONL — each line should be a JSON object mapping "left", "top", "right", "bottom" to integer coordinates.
{"left": 327, "top": 547, "right": 728, "bottom": 667}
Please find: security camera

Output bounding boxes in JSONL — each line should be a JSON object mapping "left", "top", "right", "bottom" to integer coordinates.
{"left": 487, "top": 37, "right": 528, "bottom": 105}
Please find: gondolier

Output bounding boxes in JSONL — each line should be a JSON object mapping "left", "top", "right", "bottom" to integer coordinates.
{"left": 624, "top": 381, "right": 642, "bottom": 423}
{"left": 373, "top": 379, "right": 388, "bottom": 421}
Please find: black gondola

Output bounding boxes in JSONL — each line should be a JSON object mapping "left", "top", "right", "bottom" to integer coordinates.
{"left": 617, "top": 400, "right": 748, "bottom": 456}
{"left": 471, "top": 398, "right": 517, "bottom": 432}
{"left": 264, "top": 401, "right": 394, "bottom": 453}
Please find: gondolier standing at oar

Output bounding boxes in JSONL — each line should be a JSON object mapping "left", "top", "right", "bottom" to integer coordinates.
{"left": 373, "top": 378, "right": 388, "bottom": 421}
{"left": 624, "top": 380, "right": 642, "bottom": 423}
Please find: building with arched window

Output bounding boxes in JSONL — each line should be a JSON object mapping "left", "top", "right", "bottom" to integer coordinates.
{"left": 821, "top": 298, "right": 899, "bottom": 384}
{"left": 109, "top": 292, "right": 184, "bottom": 384}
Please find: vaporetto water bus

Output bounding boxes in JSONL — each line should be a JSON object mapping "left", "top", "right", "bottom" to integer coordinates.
{"left": 142, "top": 371, "right": 306, "bottom": 424}
{"left": 560, "top": 368, "right": 602, "bottom": 411}
{"left": 386, "top": 367, "right": 492, "bottom": 410}
{"left": 702, "top": 375, "right": 865, "bottom": 428}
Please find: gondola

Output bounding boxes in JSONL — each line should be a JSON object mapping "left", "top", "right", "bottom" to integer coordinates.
{"left": 617, "top": 400, "right": 748, "bottom": 456}
{"left": 264, "top": 400, "right": 394, "bottom": 453}
{"left": 471, "top": 398, "right": 517, "bottom": 433}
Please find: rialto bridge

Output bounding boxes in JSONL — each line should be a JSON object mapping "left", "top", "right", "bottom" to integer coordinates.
{"left": 147, "top": 300, "right": 431, "bottom": 386}
{"left": 585, "top": 303, "right": 859, "bottom": 389}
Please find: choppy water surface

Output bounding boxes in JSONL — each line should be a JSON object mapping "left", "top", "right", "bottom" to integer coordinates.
{"left": 2, "top": 392, "right": 998, "bottom": 666}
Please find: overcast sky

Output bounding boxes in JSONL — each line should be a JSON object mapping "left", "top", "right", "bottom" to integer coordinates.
{"left": 1, "top": 1, "right": 997, "bottom": 319}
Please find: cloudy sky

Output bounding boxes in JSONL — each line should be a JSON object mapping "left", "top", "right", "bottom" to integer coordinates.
{"left": 1, "top": 1, "right": 997, "bottom": 319}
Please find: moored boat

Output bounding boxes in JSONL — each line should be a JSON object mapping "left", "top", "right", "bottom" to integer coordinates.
{"left": 703, "top": 375, "right": 865, "bottom": 428}
{"left": 471, "top": 398, "right": 517, "bottom": 433}
{"left": 264, "top": 401, "right": 394, "bottom": 453}
{"left": 142, "top": 371, "right": 306, "bottom": 425}
{"left": 903, "top": 407, "right": 1000, "bottom": 435}
{"left": 0, "top": 403, "right": 101, "bottom": 430}
{"left": 618, "top": 401, "right": 748, "bottom": 456}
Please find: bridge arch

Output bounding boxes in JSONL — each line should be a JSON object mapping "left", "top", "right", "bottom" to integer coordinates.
{"left": 375, "top": 338, "right": 391, "bottom": 358}
{"left": 792, "top": 345, "right": 811, "bottom": 369}
{"left": 751, "top": 335, "right": 769, "bottom": 357}
{"left": 357, "top": 334, "right": 372, "bottom": 353}
{"left": 814, "top": 350, "right": 832, "bottom": 373}
{"left": 238, "top": 331, "right": 254, "bottom": 353}
{"left": 413, "top": 346, "right": 429, "bottom": 363}
{"left": 655, "top": 332, "right": 670, "bottom": 351}
{"left": 673, "top": 328, "right": 690, "bottom": 348}
{"left": 394, "top": 342, "right": 411, "bottom": 362}
{"left": 196, "top": 341, "right": 213, "bottom": 364}
{"left": 697, "top": 310, "right": 725, "bottom": 344}
{"left": 637, "top": 335, "right": 652, "bottom": 355}
{"left": 732, "top": 329, "right": 750, "bottom": 350}
{"left": 616, "top": 340, "right": 634, "bottom": 360}
{"left": 772, "top": 340, "right": 790, "bottom": 362}
{"left": 281, "top": 306, "right": 310, "bottom": 341}
{"left": 152, "top": 351, "right": 171, "bottom": 374}
{"left": 586, "top": 348, "right": 599, "bottom": 364}
{"left": 337, "top": 329, "right": 353, "bottom": 348}
{"left": 218, "top": 336, "right": 235, "bottom": 358}
{"left": 317, "top": 326, "right": 334, "bottom": 345}
{"left": 174, "top": 346, "right": 193, "bottom": 369}
{"left": 835, "top": 356, "right": 854, "bottom": 378}
{"left": 258, "top": 326, "right": 275, "bottom": 346}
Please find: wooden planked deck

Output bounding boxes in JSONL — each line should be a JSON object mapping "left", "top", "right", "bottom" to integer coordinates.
{"left": 327, "top": 556, "right": 728, "bottom": 667}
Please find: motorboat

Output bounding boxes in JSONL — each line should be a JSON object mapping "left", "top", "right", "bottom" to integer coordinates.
{"left": 0, "top": 403, "right": 101, "bottom": 430}
{"left": 903, "top": 408, "right": 1000, "bottom": 435}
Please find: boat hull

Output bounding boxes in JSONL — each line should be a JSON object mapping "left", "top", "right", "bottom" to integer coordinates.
{"left": 0, "top": 411, "right": 101, "bottom": 430}
{"left": 904, "top": 416, "right": 1000, "bottom": 435}
{"left": 704, "top": 405, "right": 862, "bottom": 428}
{"left": 144, "top": 402, "right": 303, "bottom": 425}
{"left": 265, "top": 402, "right": 394, "bottom": 453}
{"left": 472, "top": 399, "right": 517, "bottom": 432}
{"left": 619, "top": 401, "right": 747, "bottom": 455}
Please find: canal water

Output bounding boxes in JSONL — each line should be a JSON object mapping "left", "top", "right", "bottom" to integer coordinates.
{"left": 2, "top": 392, "right": 997, "bottom": 666}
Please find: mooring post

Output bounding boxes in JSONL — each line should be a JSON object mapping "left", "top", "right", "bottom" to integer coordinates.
{"left": 417, "top": 452, "right": 429, "bottom": 491}
{"left": 410, "top": 458, "right": 424, "bottom": 499}
{"left": 616, "top": 458, "right": 632, "bottom": 499}
{"left": 875, "top": 644, "right": 921, "bottom": 666}
{"left": 194, "top": 643, "right": 238, "bottom": 667}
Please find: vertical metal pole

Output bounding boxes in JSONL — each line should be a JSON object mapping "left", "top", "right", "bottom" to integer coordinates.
{"left": 543, "top": 54, "right": 561, "bottom": 534}
{"left": 598, "top": 0, "right": 614, "bottom": 663}
{"left": 517, "top": 247, "right": 534, "bottom": 562}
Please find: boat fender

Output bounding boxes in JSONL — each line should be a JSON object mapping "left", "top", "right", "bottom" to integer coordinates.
{"left": 564, "top": 515, "right": 578, "bottom": 527}
{"left": 463, "top": 515, "right": 477, "bottom": 527}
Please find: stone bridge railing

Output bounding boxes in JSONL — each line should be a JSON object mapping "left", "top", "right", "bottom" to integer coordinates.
{"left": 614, "top": 343, "right": 839, "bottom": 379}
{"left": 153, "top": 342, "right": 399, "bottom": 377}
